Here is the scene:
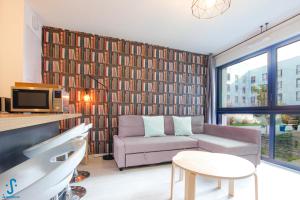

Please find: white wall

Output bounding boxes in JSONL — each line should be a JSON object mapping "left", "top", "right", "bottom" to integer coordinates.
{"left": 0, "top": 0, "right": 25, "bottom": 97}
{"left": 0, "top": 0, "right": 42, "bottom": 98}
{"left": 24, "top": 1, "right": 42, "bottom": 83}
{"left": 215, "top": 15, "right": 300, "bottom": 67}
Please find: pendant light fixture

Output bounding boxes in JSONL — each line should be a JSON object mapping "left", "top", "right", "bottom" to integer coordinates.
{"left": 191, "top": 0, "right": 231, "bottom": 19}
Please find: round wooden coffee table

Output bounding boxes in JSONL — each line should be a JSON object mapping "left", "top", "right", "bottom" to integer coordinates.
{"left": 170, "top": 151, "right": 258, "bottom": 200}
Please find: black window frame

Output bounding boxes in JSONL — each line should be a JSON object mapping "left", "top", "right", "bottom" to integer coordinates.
{"left": 216, "top": 34, "right": 300, "bottom": 171}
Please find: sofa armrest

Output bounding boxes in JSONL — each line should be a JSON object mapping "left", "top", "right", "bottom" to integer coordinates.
{"left": 113, "top": 135, "right": 126, "bottom": 168}
{"left": 203, "top": 124, "right": 261, "bottom": 145}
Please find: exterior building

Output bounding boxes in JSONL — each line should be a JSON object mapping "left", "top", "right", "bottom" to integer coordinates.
{"left": 222, "top": 56, "right": 300, "bottom": 107}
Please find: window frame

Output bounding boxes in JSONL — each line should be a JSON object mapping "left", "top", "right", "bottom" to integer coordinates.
{"left": 296, "top": 91, "right": 300, "bottom": 101}
{"left": 277, "top": 80, "right": 282, "bottom": 89}
{"left": 277, "top": 93, "right": 282, "bottom": 103}
{"left": 297, "top": 78, "right": 300, "bottom": 88}
{"left": 251, "top": 76, "right": 256, "bottom": 84}
{"left": 235, "top": 85, "right": 238, "bottom": 92}
{"left": 262, "top": 73, "right": 267, "bottom": 81}
{"left": 216, "top": 34, "right": 300, "bottom": 171}
{"left": 296, "top": 65, "right": 300, "bottom": 74}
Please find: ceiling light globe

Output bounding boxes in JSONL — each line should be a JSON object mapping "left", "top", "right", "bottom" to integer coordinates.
{"left": 191, "top": 0, "right": 231, "bottom": 19}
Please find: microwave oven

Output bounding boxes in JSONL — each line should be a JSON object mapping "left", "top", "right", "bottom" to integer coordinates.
{"left": 11, "top": 86, "right": 63, "bottom": 113}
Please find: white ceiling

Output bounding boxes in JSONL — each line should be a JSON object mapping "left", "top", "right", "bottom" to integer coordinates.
{"left": 27, "top": 0, "right": 300, "bottom": 54}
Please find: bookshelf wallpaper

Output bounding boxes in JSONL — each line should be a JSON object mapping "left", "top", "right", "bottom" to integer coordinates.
{"left": 42, "top": 26, "right": 208, "bottom": 154}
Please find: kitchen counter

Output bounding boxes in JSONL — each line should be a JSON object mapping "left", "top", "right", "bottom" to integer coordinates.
{"left": 0, "top": 113, "right": 81, "bottom": 173}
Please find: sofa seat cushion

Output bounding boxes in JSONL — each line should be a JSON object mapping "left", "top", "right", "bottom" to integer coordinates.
{"left": 121, "top": 136, "right": 198, "bottom": 154}
{"left": 190, "top": 134, "right": 258, "bottom": 155}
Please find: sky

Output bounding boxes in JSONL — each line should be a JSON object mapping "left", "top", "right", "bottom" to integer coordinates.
{"left": 224, "top": 40, "right": 300, "bottom": 85}
{"left": 277, "top": 40, "right": 300, "bottom": 62}
{"left": 225, "top": 53, "right": 268, "bottom": 84}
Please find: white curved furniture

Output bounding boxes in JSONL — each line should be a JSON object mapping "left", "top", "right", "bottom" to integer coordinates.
{"left": 0, "top": 139, "right": 86, "bottom": 200}
{"left": 23, "top": 123, "right": 86, "bottom": 158}
{"left": 23, "top": 123, "right": 93, "bottom": 197}
{"left": 71, "top": 123, "right": 92, "bottom": 179}
{"left": 80, "top": 123, "right": 92, "bottom": 139}
{"left": 79, "top": 123, "right": 92, "bottom": 165}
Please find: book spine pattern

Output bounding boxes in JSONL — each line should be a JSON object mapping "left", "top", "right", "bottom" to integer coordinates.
{"left": 42, "top": 26, "right": 208, "bottom": 154}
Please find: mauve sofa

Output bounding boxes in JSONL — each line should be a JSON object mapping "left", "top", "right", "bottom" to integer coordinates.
{"left": 113, "top": 115, "right": 261, "bottom": 170}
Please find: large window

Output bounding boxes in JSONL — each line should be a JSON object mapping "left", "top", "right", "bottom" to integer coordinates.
{"left": 217, "top": 35, "right": 300, "bottom": 171}
{"left": 275, "top": 114, "right": 300, "bottom": 165}
{"left": 222, "top": 114, "right": 270, "bottom": 156}
{"left": 221, "top": 53, "right": 268, "bottom": 107}
{"left": 277, "top": 40, "right": 300, "bottom": 105}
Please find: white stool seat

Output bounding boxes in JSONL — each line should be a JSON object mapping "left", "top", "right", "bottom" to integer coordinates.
{"left": 0, "top": 139, "right": 86, "bottom": 200}
{"left": 78, "top": 123, "right": 93, "bottom": 139}
{"left": 23, "top": 123, "right": 86, "bottom": 158}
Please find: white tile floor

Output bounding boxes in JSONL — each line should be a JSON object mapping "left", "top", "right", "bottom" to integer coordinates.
{"left": 75, "top": 157, "right": 300, "bottom": 200}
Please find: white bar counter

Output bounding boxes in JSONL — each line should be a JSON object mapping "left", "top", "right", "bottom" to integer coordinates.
{"left": 0, "top": 113, "right": 81, "bottom": 132}
{"left": 0, "top": 113, "right": 81, "bottom": 173}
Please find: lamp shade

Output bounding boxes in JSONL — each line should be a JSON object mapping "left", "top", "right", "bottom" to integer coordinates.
{"left": 191, "top": 0, "right": 231, "bottom": 19}
{"left": 83, "top": 91, "right": 91, "bottom": 102}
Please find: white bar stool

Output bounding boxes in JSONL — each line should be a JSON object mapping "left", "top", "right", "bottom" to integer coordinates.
{"left": 23, "top": 123, "right": 86, "bottom": 158}
{"left": 23, "top": 123, "right": 92, "bottom": 199}
{"left": 71, "top": 123, "right": 93, "bottom": 184}
{"left": 0, "top": 139, "right": 86, "bottom": 200}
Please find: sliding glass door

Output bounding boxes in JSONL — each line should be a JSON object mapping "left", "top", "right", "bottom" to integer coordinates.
{"left": 217, "top": 34, "right": 300, "bottom": 170}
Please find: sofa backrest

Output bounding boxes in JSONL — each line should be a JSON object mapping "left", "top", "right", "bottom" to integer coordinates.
{"left": 203, "top": 124, "right": 261, "bottom": 144}
{"left": 118, "top": 115, "right": 204, "bottom": 138}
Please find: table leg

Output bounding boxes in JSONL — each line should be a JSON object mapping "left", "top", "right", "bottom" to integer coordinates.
{"left": 228, "top": 179, "right": 234, "bottom": 197}
{"left": 185, "top": 170, "right": 196, "bottom": 200}
{"left": 217, "top": 179, "right": 221, "bottom": 189}
{"left": 170, "top": 163, "right": 175, "bottom": 200}
{"left": 254, "top": 173, "right": 258, "bottom": 200}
